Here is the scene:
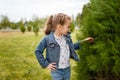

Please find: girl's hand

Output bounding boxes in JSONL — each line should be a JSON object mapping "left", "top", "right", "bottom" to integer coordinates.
{"left": 84, "top": 37, "right": 94, "bottom": 43}
{"left": 47, "top": 63, "right": 57, "bottom": 71}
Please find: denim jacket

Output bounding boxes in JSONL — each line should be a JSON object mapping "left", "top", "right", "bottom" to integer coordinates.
{"left": 35, "top": 32, "right": 80, "bottom": 68}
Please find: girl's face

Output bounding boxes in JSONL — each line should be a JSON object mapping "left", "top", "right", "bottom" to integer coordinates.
{"left": 60, "top": 19, "right": 71, "bottom": 35}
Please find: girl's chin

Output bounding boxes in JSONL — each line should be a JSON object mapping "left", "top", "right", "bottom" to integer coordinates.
{"left": 63, "top": 33, "right": 67, "bottom": 35}
{"left": 63, "top": 32, "right": 68, "bottom": 35}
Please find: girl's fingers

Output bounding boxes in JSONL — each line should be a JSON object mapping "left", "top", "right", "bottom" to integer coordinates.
{"left": 51, "top": 67, "right": 56, "bottom": 70}
{"left": 49, "top": 65, "right": 56, "bottom": 70}
{"left": 47, "top": 63, "right": 57, "bottom": 70}
{"left": 51, "top": 64, "right": 57, "bottom": 68}
{"left": 51, "top": 63, "right": 56, "bottom": 65}
{"left": 51, "top": 63, "right": 57, "bottom": 68}
{"left": 85, "top": 37, "right": 94, "bottom": 43}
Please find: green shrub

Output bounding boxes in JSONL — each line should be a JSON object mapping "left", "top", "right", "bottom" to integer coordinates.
{"left": 76, "top": 0, "right": 120, "bottom": 80}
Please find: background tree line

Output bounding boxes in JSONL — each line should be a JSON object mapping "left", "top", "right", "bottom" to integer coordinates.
{"left": 0, "top": 15, "right": 47, "bottom": 35}
{"left": 0, "top": 15, "right": 76, "bottom": 36}
{"left": 0, "top": 14, "right": 76, "bottom": 36}
{"left": 75, "top": 0, "right": 120, "bottom": 80}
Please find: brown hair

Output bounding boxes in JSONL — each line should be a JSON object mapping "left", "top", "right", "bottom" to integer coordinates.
{"left": 44, "top": 13, "right": 71, "bottom": 35}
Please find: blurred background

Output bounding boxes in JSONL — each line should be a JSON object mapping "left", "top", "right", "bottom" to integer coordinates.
{"left": 0, "top": 0, "right": 120, "bottom": 80}
{"left": 0, "top": 0, "right": 89, "bottom": 80}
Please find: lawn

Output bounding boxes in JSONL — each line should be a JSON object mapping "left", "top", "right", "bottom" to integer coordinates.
{"left": 0, "top": 31, "right": 78, "bottom": 80}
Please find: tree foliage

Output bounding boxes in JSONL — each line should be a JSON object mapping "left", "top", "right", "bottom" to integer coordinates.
{"left": 32, "top": 16, "right": 40, "bottom": 36}
{"left": 0, "top": 15, "right": 10, "bottom": 28}
{"left": 19, "top": 19, "right": 26, "bottom": 33}
{"left": 76, "top": 0, "right": 120, "bottom": 80}
{"left": 0, "top": 15, "right": 46, "bottom": 36}
{"left": 27, "top": 25, "right": 32, "bottom": 32}
{"left": 10, "top": 22, "right": 18, "bottom": 29}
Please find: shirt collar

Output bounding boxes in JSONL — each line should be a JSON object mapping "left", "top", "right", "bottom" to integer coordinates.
{"left": 54, "top": 34, "right": 64, "bottom": 40}
{"left": 48, "top": 32, "right": 71, "bottom": 44}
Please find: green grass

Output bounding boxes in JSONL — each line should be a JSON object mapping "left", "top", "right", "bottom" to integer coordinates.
{"left": 0, "top": 31, "right": 78, "bottom": 80}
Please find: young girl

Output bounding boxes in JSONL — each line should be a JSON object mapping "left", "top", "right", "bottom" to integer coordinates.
{"left": 35, "top": 13, "right": 93, "bottom": 80}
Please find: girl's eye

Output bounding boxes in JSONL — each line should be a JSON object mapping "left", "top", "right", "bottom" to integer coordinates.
{"left": 68, "top": 26, "right": 70, "bottom": 28}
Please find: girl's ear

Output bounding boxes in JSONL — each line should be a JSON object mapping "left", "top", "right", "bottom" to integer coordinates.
{"left": 57, "top": 24, "right": 62, "bottom": 29}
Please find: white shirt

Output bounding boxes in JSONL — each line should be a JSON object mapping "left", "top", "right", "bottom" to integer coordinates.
{"left": 54, "top": 34, "right": 70, "bottom": 69}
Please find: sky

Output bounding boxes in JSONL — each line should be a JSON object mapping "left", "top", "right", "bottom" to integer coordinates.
{"left": 0, "top": 0, "right": 89, "bottom": 21}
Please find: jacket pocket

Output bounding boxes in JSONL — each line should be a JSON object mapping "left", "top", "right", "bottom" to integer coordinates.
{"left": 48, "top": 43, "right": 55, "bottom": 48}
{"left": 48, "top": 43, "right": 59, "bottom": 49}
{"left": 47, "top": 43, "right": 60, "bottom": 62}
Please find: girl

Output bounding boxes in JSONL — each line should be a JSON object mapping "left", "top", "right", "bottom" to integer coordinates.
{"left": 35, "top": 13, "right": 93, "bottom": 80}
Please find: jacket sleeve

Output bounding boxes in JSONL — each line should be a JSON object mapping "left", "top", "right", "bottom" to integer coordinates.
{"left": 73, "top": 41, "right": 81, "bottom": 50}
{"left": 35, "top": 37, "right": 49, "bottom": 68}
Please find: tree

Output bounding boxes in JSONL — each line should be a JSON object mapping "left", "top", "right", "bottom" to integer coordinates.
{"left": 32, "top": 15, "right": 40, "bottom": 36}
{"left": 0, "top": 17, "right": 1, "bottom": 29}
{"left": 76, "top": 13, "right": 81, "bottom": 28}
{"left": 27, "top": 20, "right": 34, "bottom": 32}
{"left": 19, "top": 19, "right": 26, "bottom": 33}
{"left": 20, "top": 25, "right": 26, "bottom": 33}
{"left": 27, "top": 25, "right": 32, "bottom": 32}
{"left": 70, "top": 15, "right": 75, "bottom": 32}
{"left": 76, "top": 0, "right": 120, "bottom": 80}
{"left": 0, "top": 26, "right": 1, "bottom": 30}
{"left": 10, "top": 22, "right": 17, "bottom": 29}
{"left": 0, "top": 15, "right": 10, "bottom": 29}
{"left": 39, "top": 18, "right": 47, "bottom": 29}
{"left": 70, "top": 22, "right": 75, "bottom": 32}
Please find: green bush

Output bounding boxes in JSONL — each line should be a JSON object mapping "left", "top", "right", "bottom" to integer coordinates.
{"left": 27, "top": 25, "right": 32, "bottom": 31}
{"left": 20, "top": 25, "right": 26, "bottom": 33}
{"left": 76, "top": 0, "right": 120, "bottom": 80}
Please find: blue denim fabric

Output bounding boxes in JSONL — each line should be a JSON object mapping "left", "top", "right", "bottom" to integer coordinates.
{"left": 35, "top": 32, "right": 80, "bottom": 68}
{"left": 51, "top": 67, "right": 71, "bottom": 80}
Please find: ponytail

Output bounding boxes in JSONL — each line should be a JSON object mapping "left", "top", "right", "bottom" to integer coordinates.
{"left": 44, "top": 13, "right": 71, "bottom": 35}
{"left": 45, "top": 15, "right": 53, "bottom": 35}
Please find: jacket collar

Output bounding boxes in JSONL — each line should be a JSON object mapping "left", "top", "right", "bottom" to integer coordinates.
{"left": 65, "top": 32, "right": 71, "bottom": 38}
{"left": 48, "top": 32, "right": 71, "bottom": 44}
{"left": 48, "top": 32, "right": 58, "bottom": 45}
